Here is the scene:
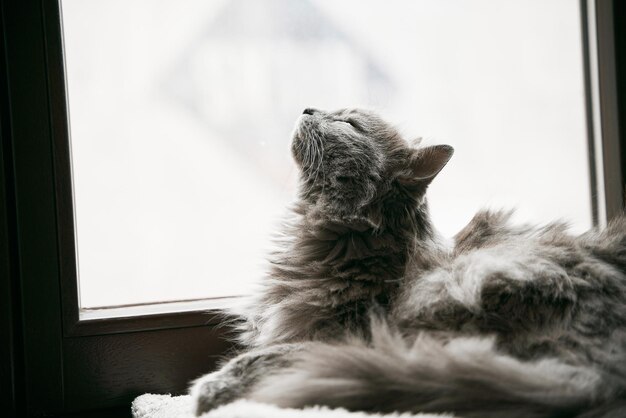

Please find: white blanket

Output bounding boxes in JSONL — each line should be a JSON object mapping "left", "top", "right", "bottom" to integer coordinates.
{"left": 131, "top": 394, "right": 453, "bottom": 418}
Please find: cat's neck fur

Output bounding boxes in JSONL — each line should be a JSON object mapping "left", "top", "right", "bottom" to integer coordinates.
{"left": 274, "top": 197, "right": 443, "bottom": 281}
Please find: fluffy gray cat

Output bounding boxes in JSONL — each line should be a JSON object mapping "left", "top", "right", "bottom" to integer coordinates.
{"left": 190, "top": 108, "right": 626, "bottom": 417}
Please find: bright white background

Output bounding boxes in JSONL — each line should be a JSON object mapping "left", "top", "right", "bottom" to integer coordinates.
{"left": 61, "top": 0, "right": 592, "bottom": 308}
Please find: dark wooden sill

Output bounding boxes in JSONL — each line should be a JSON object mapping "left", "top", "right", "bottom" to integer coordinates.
{"left": 59, "top": 406, "right": 132, "bottom": 418}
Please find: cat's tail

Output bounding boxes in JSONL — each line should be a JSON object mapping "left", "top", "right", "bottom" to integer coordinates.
{"left": 247, "top": 321, "right": 613, "bottom": 418}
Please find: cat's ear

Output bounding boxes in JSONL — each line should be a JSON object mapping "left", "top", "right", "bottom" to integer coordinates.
{"left": 398, "top": 145, "right": 454, "bottom": 188}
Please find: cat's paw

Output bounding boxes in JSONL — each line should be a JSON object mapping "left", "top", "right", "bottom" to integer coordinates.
{"left": 189, "top": 369, "right": 241, "bottom": 416}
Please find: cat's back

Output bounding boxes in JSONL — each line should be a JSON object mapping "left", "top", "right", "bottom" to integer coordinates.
{"left": 395, "top": 211, "right": 623, "bottom": 319}
{"left": 451, "top": 210, "right": 626, "bottom": 278}
{"left": 393, "top": 210, "right": 626, "bottom": 370}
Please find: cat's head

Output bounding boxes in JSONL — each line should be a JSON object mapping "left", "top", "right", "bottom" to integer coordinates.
{"left": 291, "top": 108, "right": 453, "bottom": 230}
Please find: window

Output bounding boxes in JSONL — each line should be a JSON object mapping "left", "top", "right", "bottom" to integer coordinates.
{"left": 2, "top": 0, "right": 623, "bottom": 416}
{"left": 63, "top": 0, "right": 602, "bottom": 314}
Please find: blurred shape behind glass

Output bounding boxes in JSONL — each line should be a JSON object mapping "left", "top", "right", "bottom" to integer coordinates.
{"left": 61, "top": 0, "right": 591, "bottom": 309}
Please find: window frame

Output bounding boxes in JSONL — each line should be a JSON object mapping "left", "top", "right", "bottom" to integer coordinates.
{"left": 583, "top": 0, "right": 623, "bottom": 224}
{"left": 2, "top": 1, "right": 235, "bottom": 416}
{"left": 1, "top": 0, "right": 623, "bottom": 416}
{"left": 46, "top": 1, "right": 229, "bottom": 338}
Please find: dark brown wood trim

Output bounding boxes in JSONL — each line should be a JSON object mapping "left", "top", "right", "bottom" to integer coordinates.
{"left": 42, "top": 0, "right": 82, "bottom": 338}
{"left": 62, "top": 324, "right": 236, "bottom": 413}
{"left": 613, "top": 0, "right": 626, "bottom": 196}
{"left": 68, "top": 308, "right": 227, "bottom": 337}
{"left": 3, "top": 0, "right": 66, "bottom": 414}
{"left": 0, "top": 2, "right": 25, "bottom": 414}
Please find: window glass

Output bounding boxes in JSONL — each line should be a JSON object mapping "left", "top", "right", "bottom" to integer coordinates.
{"left": 61, "top": 0, "right": 591, "bottom": 309}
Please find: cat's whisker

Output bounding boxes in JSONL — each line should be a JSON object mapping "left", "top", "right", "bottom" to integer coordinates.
{"left": 310, "top": 134, "right": 324, "bottom": 193}
{"left": 298, "top": 131, "right": 325, "bottom": 202}
{"left": 319, "top": 138, "right": 326, "bottom": 198}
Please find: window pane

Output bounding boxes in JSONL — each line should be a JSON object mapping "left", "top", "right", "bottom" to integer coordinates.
{"left": 61, "top": 0, "right": 591, "bottom": 309}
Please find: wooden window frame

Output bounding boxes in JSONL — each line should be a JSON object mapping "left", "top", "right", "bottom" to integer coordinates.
{"left": 2, "top": 1, "right": 235, "bottom": 416}
{"left": 1, "top": 0, "right": 624, "bottom": 416}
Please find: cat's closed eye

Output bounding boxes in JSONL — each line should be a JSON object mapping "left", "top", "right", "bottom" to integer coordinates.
{"left": 334, "top": 119, "right": 357, "bottom": 128}
{"left": 335, "top": 176, "right": 352, "bottom": 184}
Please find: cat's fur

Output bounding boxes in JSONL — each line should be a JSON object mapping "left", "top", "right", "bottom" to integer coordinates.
{"left": 190, "top": 108, "right": 626, "bottom": 417}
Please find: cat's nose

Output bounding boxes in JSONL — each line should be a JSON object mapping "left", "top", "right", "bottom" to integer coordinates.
{"left": 303, "top": 108, "right": 319, "bottom": 115}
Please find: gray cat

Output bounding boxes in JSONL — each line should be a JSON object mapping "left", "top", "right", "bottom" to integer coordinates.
{"left": 190, "top": 108, "right": 626, "bottom": 417}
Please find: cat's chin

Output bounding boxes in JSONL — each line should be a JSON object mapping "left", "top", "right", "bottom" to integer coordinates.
{"left": 290, "top": 116, "right": 307, "bottom": 143}
{"left": 290, "top": 117, "right": 316, "bottom": 167}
